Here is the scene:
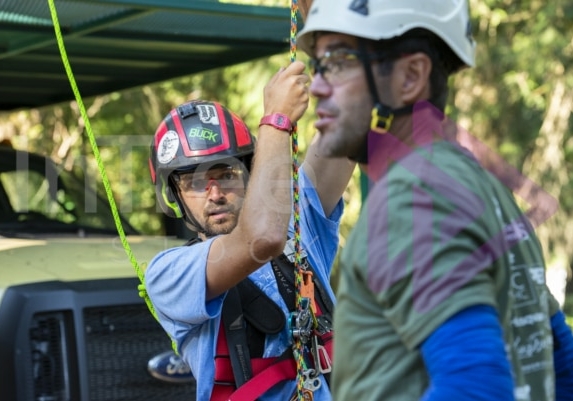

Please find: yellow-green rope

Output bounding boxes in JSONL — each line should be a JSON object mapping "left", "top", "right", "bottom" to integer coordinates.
{"left": 46, "top": 0, "right": 162, "bottom": 330}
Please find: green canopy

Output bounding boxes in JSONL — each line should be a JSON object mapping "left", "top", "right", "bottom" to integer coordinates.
{"left": 0, "top": 0, "right": 293, "bottom": 111}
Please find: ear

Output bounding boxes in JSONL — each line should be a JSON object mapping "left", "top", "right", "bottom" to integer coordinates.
{"left": 398, "top": 53, "right": 432, "bottom": 104}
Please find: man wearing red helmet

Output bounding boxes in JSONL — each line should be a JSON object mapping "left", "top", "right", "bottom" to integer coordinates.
{"left": 297, "top": 0, "right": 573, "bottom": 400}
{"left": 146, "top": 61, "right": 355, "bottom": 400}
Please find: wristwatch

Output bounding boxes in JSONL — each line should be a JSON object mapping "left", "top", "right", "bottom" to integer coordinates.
{"left": 259, "top": 113, "right": 293, "bottom": 133}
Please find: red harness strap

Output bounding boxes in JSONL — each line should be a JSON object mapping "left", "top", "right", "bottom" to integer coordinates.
{"left": 211, "top": 323, "right": 295, "bottom": 401}
{"left": 211, "top": 322, "right": 333, "bottom": 401}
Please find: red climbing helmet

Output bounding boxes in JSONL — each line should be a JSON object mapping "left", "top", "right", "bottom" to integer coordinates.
{"left": 149, "top": 100, "right": 255, "bottom": 220}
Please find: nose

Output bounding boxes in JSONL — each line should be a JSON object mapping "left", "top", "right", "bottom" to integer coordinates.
{"left": 205, "top": 179, "right": 226, "bottom": 200}
{"left": 309, "top": 73, "right": 332, "bottom": 97}
{"left": 204, "top": 178, "right": 219, "bottom": 192}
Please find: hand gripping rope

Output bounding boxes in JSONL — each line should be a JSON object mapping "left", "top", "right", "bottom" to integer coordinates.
{"left": 46, "top": 0, "right": 171, "bottom": 349}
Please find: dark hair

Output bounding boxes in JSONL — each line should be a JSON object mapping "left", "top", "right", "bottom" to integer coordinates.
{"left": 372, "top": 29, "right": 461, "bottom": 111}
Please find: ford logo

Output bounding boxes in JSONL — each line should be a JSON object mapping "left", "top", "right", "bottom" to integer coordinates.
{"left": 147, "top": 350, "right": 195, "bottom": 384}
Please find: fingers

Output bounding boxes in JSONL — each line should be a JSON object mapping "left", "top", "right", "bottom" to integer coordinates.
{"left": 263, "top": 61, "right": 309, "bottom": 123}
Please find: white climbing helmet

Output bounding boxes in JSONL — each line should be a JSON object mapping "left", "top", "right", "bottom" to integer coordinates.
{"left": 298, "top": 0, "right": 475, "bottom": 70}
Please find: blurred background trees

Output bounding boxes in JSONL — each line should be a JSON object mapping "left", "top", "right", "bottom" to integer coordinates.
{"left": 0, "top": 0, "right": 571, "bottom": 318}
{"left": 451, "top": 0, "right": 573, "bottom": 315}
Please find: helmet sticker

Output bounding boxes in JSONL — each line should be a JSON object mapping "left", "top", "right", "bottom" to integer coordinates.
{"left": 196, "top": 104, "right": 220, "bottom": 126}
{"left": 187, "top": 127, "right": 221, "bottom": 145}
{"left": 157, "top": 130, "right": 179, "bottom": 164}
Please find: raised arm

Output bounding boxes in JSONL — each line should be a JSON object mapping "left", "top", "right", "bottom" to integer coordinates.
{"left": 206, "top": 61, "right": 310, "bottom": 299}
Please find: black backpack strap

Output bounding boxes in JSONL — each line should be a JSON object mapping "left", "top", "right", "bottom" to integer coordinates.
{"left": 237, "top": 279, "right": 285, "bottom": 334}
{"left": 270, "top": 254, "right": 297, "bottom": 311}
{"left": 222, "top": 286, "right": 253, "bottom": 388}
{"left": 222, "top": 278, "right": 287, "bottom": 389}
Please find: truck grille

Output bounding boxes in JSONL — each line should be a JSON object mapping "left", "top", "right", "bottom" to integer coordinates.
{"left": 1, "top": 279, "right": 198, "bottom": 400}
{"left": 84, "top": 304, "right": 195, "bottom": 400}
{"left": 28, "top": 305, "right": 195, "bottom": 401}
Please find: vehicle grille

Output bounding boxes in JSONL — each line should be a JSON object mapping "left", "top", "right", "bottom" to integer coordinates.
{"left": 29, "top": 304, "right": 196, "bottom": 401}
{"left": 84, "top": 304, "right": 195, "bottom": 400}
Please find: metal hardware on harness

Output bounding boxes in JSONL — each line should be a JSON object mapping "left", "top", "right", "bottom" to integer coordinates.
{"left": 302, "top": 368, "right": 322, "bottom": 391}
{"left": 289, "top": 297, "right": 313, "bottom": 343}
{"left": 311, "top": 335, "right": 332, "bottom": 374}
{"left": 300, "top": 270, "right": 317, "bottom": 315}
{"left": 315, "top": 315, "right": 332, "bottom": 335}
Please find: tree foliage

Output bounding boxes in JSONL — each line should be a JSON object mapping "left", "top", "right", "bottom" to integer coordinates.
{"left": 450, "top": 0, "right": 573, "bottom": 313}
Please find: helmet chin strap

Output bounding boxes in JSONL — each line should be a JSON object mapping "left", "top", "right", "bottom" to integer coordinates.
{"left": 349, "top": 39, "right": 414, "bottom": 164}
{"left": 183, "top": 211, "right": 207, "bottom": 236}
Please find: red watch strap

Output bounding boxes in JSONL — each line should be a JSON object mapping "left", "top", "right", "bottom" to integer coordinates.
{"left": 259, "top": 113, "right": 293, "bottom": 133}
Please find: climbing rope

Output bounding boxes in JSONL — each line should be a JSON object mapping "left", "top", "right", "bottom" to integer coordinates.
{"left": 288, "top": 1, "right": 317, "bottom": 400}
{"left": 46, "top": 0, "right": 162, "bottom": 334}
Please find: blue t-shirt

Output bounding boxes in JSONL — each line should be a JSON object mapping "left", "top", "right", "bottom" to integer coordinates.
{"left": 145, "top": 167, "right": 343, "bottom": 400}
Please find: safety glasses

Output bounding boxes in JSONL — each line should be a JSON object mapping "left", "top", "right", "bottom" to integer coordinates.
{"left": 308, "top": 49, "right": 391, "bottom": 85}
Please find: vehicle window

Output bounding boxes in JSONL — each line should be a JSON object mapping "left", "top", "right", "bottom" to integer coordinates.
{"left": 0, "top": 149, "right": 138, "bottom": 236}
{"left": 1, "top": 169, "right": 75, "bottom": 221}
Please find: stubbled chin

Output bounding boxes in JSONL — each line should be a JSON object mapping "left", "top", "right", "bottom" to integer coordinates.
{"left": 316, "top": 136, "right": 352, "bottom": 159}
{"left": 206, "top": 217, "right": 236, "bottom": 235}
{"left": 314, "top": 134, "right": 337, "bottom": 157}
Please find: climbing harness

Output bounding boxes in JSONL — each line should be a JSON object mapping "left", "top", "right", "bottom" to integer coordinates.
{"left": 199, "top": 238, "right": 334, "bottom": 401}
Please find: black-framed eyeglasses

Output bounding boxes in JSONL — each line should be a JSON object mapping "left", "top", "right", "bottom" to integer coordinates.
{"left": 308, "top": 49, "right": 390, "bottom": 86}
